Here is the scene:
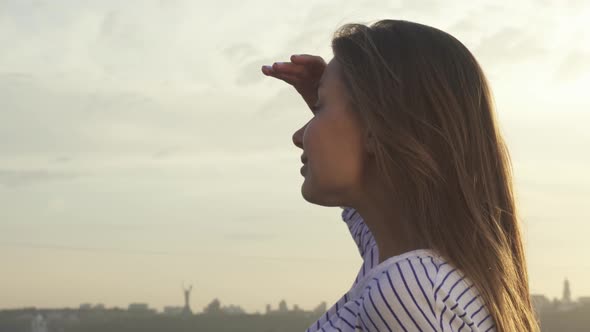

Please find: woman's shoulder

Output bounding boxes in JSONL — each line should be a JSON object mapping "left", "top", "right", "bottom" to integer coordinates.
{"left": 366, "top": 249, "right": 442, "bottom": 284}
{"left": 354, "top": 249, "right": 496, "bottom": 331}
{"left": 350, "top": 249, "right": 442, "bottom": 300}
{"left": 350, "top": 249, "right": 441, "bottom": 331}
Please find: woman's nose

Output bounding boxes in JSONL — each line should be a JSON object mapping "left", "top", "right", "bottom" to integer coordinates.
{"left": 292, "top": 124, "right": 306, "bottom": 149}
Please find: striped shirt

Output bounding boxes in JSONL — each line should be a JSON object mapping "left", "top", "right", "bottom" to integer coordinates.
{"left": 305, "top": 206, "right": 496, "bottom": 332}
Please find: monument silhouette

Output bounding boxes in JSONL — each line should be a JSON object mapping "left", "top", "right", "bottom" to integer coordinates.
{"left": 182, "top": 282, "right": 193, "bottom": 316}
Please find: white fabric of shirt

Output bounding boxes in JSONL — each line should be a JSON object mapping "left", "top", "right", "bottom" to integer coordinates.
{"left": 305, "top": 206, "right": 497, "bottom": 332}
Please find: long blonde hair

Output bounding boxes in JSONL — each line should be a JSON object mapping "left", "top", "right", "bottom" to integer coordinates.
{"left": 330, "top": 19, "right": 540, "bottom": 331}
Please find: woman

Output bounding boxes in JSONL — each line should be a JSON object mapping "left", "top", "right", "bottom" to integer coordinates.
{"left": 261, "top": 19, "right": 540, "bottom": 332}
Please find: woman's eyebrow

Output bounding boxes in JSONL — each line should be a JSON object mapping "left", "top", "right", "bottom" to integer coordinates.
{"left": 317, "top": 84, "right": 327, "bottom": 98}
{"left": 317, "top": 75, "right": 326, "bottom": 91}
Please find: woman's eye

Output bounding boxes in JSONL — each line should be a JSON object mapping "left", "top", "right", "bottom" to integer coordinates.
{"left": 312, "top": 104, "right": 321, "bottom": 114}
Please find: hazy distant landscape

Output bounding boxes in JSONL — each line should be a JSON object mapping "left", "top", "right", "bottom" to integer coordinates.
{"left": 2, "top": 279, "right": 589, "bottom": 332}
{"left": 1, "top": 298, "right": 589, "bottom": 332}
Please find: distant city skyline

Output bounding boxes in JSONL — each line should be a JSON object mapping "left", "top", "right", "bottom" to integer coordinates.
{"left": 2, "top": 277, "right": 587, "bottom": 315}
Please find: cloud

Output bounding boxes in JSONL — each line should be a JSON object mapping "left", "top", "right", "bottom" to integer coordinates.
{"left": 534, "top": 0, "right": 589, "bottom": 10}
{"left": 53, "top": 156, "right": 74, "bottom": 163}
{"left": 223, "top": 231, "right": 278, "bottom": 242}
{"left": 0, "top": 169, "right": 81, "bottom": 187}
{"left": 0, "top": 68, "right": 294, "bottom": 162}
{"left": 255, "top": 86, "right": 308, "bottom": 117}
{"left": 235, "top": 58, "right": 273, "bottom": 86}
{"left": 554, "top": 50, "right": 590, "bottom": 81}
{"left": 474, "top": 26, "right": 547, "bottom": 64}
{"left": 152, "top": 146, "right": 182, "bottom": 159}
{"left": 397, "top": 0, "right": 444, "bottom": 13}
{"left": 222, "top": 42, "right": 259, "bottom": 62}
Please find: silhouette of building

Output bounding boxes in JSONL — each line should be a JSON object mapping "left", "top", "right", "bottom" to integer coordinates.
{"left": 531, "top": 294, "right": 550, "bottom": 315}
{"left": 222, "top": 304, "right": 246, "bottom": 315}
{"left": 532, "top": 277, "right": 586, "bottom": 313}
{"left": 128, "top": 303, "right": 153, "bottom": 313}
{"left": 265, "top": 300, "right": 315, "bottom": 315}
{"left": 278, "top": 299, "right": 288, "bottom": 313}
{"left": 202, "top": 298, "right": 246, "bottom": 315}
{"left": 563, "top": 278, "right": 572, "bottom": 303}
{"left": 312, "top": 301, "right": 327, "bottom": 316}
{"left": 163, "top": 306, "right": 184, "bottom": 315}
{"left": 31, "top": 314, "right": 48, "bottom": 332}
{"left": 557, "top": 278, "right": 579, "bottom": 312}
{"left": 203, "top": 298, "right": 222, "bottom": 314}
{"left": 79, "top": 303, "right": 92, "bottom": 310}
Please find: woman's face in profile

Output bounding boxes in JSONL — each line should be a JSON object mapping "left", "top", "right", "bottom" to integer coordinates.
{"left": 292, "top": 58, "right": 370, "bottom": 207}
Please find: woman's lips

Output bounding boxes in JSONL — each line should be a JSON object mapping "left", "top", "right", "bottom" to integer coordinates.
{"left": 300, "top": 164, "right": 307, "bottom": 175}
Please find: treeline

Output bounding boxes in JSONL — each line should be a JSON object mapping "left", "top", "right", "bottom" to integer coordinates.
{"left": 1, "top": 311, "right": 319, "bottom": 332}
{"left": 538, "top": 302, "right": 590, "bottom": 332}
{"left": 3, "top": 303, "right": 590, "bottom": 332}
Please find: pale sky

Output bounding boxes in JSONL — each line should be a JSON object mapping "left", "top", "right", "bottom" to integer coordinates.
{"left": 0, "top": 0, "right": 589, "bottom": 314}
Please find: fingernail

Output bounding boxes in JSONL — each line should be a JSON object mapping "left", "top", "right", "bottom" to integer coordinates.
{"left": 262, "top": 65, "right": 272, "bottom": 70}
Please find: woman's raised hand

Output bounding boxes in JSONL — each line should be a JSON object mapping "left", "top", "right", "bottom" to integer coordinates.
{"left": 261, "top": 54, "right": 327, "bottom": 111}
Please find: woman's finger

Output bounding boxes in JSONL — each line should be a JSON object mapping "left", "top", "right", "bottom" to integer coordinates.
{"left": 261, "top": 65, "right": 273, "bottom": 76}
{"left": 262, "top": 64, "right": 300, "bottom": 78}
{"left": 271, "top": 62, "right": 307, "bottom": 76}
{"left": 277, "top": 73, "right": 300, "bottom": 85}
{"left": 261, "top": 66, "right": 300, "bottom": 85}
{"left": 290, "top": 54, "right": 326, "bottom": 67}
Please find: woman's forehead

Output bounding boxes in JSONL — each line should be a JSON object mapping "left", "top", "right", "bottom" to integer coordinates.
{"left": 320, "top": 58, "right": 341, "bottom": 91}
